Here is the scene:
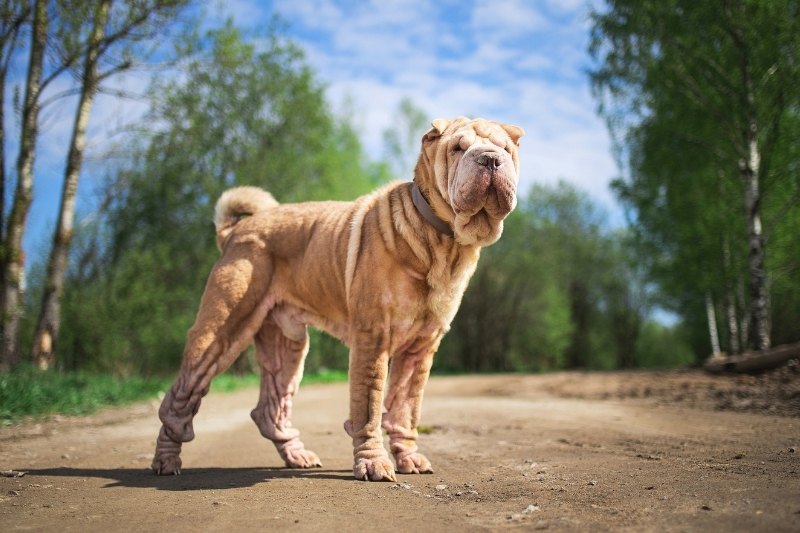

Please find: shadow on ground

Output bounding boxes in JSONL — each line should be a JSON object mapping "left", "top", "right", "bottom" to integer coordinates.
{"left": 25, "top": 467, "right": 353, "bottom": 491}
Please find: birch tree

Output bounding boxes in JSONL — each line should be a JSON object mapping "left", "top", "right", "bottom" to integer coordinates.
{"left": 0, "top": 2, "right": 31, "bottom": 369}
{"left": 53, "top": 22, "right": 379, "bottom": 374}
{"left": 382, "top": 97, "right": 428, "bottom": 180}
{"left": 31, "top": 0, "right": 189, "bottom": 370}
{"left": 2, "top": 0, "right": 105, "bottom": 368}
{"left": 590, "top": 0, "right": 800, "bottom": 352}
{"left": 2, "top": 0, "right": 45, "bottom": 369}
{"left": 0, "top": 2, "right": 30, "bottom": 265}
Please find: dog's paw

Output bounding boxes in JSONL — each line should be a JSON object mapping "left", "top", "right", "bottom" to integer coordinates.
{"left": 395, "top": 451, "right": 433, "bottom": 474}
{"left": 353, "top": 456, "right": 396, "bottom": 482}
{"left": 284, "top": 448, "right": 322, "bottom": 469}
{"left": 277, "top": 438, "right": 322, "bottom": 469}
{"left": 151, "top": 454, "right": 182, "bottom": 476}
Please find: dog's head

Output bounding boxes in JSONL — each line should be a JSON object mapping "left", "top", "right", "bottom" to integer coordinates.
{"left": 415, "top": 116, "right": 524, "bottom": 246}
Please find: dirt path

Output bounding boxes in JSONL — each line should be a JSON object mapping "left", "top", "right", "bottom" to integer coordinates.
{"left": 1, "top": 372, "right": 799, "bottom": 532}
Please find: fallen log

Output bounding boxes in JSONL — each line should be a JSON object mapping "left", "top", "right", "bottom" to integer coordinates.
{"left": 704, "top": 341, "right": 800, "bottom": 374}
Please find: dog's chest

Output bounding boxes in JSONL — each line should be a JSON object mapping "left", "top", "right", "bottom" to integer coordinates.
{"left": 424, "top": 245, "right": 480, "bottom": 329}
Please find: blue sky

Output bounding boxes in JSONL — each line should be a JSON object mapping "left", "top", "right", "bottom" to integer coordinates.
{"left": 19, "top": 0, "right": 616, "bottom": 262}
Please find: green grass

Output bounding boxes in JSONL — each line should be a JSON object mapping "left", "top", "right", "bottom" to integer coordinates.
{"left": 0, "top": 364, "right": 171, "bottom": 424}
{"left": 303, "top": 368, "right": 349, "bottom": 384}
{"left": 210, "top": 369, "right": 348, "bottom": 392}
{"left": 0, "top": 365, "right": 348, "bottom": 424}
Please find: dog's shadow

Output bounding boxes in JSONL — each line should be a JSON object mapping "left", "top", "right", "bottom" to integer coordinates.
{"left": 25, "top": 467, "right": 353, "bottom": 491}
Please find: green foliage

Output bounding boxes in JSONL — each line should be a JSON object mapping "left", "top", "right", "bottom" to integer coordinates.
{"left": 305, "top": 330, "right": 349, "bottom": 374}
{"left": 0, "top": 364, "right": 170, "bottom": 422}
{"left": 383, "top": 97, "right": 429, "bottom": 179}
{"left": 15, "top": 14, "right": 703, "bottom": 389}
{"left": 0, "top": 364, "right": 347, "bottom": 422}
{"left": 635, "top": 321, "right": 694, "bottom": 368}
{"left": 437, "top": 181, "right": 671, "bottom": 372}
{"left": 208, "top": 368, "right": 348, "bottom": 394}
{"left": 54, "top": 21, "right": 380, "bottom": 375}
{"left": 590, "top": 0, "right": 800, "bottom": 355}
{"left": 59, "top": 242, "right": 200, "bottom": 374}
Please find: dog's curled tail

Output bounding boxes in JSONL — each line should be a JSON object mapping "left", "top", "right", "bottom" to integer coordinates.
{"left": 214, "top": 186, "right": 278, "bottom": 250}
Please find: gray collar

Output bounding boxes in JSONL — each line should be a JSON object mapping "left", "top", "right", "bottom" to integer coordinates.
{"left": 411, "top": 182, "right": 454, "bottom": 237}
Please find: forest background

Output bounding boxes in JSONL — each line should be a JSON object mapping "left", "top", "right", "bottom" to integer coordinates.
{"left": 0, "top": 1, "right": 797, "bottom": 414}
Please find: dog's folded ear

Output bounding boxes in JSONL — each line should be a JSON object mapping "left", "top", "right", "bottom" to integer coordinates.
{"left": 422, "top": 118, "right": 452, "bottom": 143}
{"left": 502, "top": 124, "right": 525, "bottom": 145}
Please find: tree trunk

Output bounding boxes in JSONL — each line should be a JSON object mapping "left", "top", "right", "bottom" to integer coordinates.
{"left": 725, "top": 291, "right": 740, "bottom": 355}
{"left": 1, "top": 0, "right": 46, "bottom": 370}
{"left": 0, "top": 4, "right": 29, "bottom": 255}
{"left": 725, "top": 0, "right": 771, "bottom": 351}
{"left": 705, "top": 293, "right": 721, "bottom": 356}
{"left": 0, "top": 6, "right": 30, "bottom": 347}
{"left": 32, "top": 0, "right": 111, "bottom": 370}
{"left": 737, "top": 281, "right": 749, "bottom": 348}
{"left": 722, "top": 239, "right": 740, "bottom": 355}
{"left": 742, "top": 131, "right": 770, "bottom": 351}
{"left": 0, "top": 54, "right": 7, "bottom": 318}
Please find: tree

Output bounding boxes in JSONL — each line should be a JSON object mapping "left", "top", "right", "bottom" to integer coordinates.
{"left": 54, "top": 21, "right": 379, "bottom": 374}
{"left": 2, "top": 0, "right": 46, "bottom": 369}
{"left": 0, "top": 1, "right": 30, "bottom": 270}
{"left": 31, "top": 0, "right": 191, "bottom": 370}
{"left": 590, "top": 0, "right": 800, "bottom": 352}
{"left": 437, "top": 182, "right": 649, "bottom": 373}
{"left": 382, "top": 97, "right": 428, "bottom": 180}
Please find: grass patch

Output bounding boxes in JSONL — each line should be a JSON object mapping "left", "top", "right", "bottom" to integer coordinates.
{"left": 0, "top": 364, "right": 170, "bottom": 424}
{"left": 304, "top": 369, "right": 348, "bottom": 384}
{"left": 1, "top": 366, "right": 349, "bottom": 424}
{"left": 210, "top": 372, "right": 261, "bottom": 393}
{"left": 211, "top": 369, "right": 348, "bottom": 392}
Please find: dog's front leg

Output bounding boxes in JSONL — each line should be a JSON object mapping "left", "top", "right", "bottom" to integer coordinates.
{"left": 344, "top": 337, "right": 395, "bottom": 482}
{"left": 382, "top": 339, "right": 438, "bottom": 474}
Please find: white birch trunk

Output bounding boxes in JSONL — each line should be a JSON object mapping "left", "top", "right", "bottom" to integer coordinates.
{"left": 743, "top": 129, "right": 771, "bottom": 351}
{"left": 1, "top": 0, "right": 46, "bottom": 369}
{"left": 32, "top": 0, "right": 111, "bottom": 370}
{"left": 705, "top": 293, "right": 721, "bottom": 356}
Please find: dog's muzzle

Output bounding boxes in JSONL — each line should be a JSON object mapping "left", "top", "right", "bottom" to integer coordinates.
{"left": 452, "top": 146, "right": 517, "bottom": 219}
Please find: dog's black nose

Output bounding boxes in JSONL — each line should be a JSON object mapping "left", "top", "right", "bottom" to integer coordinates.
{"left": 476, "top": 152, "right": 502, "bottom": 169}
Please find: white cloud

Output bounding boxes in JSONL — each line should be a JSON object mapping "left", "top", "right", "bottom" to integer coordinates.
{"left": 266, "top": 0, "right": 619, "bottom": 220}
{"left": 546, "top": 0, "right": 592, "bottom": 14}
{"left": 471, "top": 0, "right": 549, "bottom": 36}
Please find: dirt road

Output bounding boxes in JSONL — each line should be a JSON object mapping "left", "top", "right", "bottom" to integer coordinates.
{"left": 2, "top": 371, "right": 799, "bottom": 532}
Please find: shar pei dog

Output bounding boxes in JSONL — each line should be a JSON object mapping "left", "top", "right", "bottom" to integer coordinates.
{"left": 151, "top": 116, "right": 524, "bottom": 481}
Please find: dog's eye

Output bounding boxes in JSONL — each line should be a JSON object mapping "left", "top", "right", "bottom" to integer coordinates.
{"left": 452, "top": 137, "right": 471, "bottom": 154}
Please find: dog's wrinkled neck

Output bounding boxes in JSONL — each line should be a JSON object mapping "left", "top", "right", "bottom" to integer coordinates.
{"left": 411, "top": 182, "right": 454, "bottom": 237}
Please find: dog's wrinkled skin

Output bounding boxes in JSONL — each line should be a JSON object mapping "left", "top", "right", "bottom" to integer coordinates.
{"left": 151, "top": 117, "right": 524, "bottom": 481}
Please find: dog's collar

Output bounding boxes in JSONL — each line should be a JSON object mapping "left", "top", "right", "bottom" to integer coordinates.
{"left": 411, "top": 182, "right": 454, "bottom": 237}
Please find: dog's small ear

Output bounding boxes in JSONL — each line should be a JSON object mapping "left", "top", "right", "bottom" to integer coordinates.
{"left": 431, "top": 118, "right": 451, "bottom": 135}
{"left": 422, "top": 118, "right": 451, "bottom": 142}
{"left": 502, "top": 124, "right": 525, "bottom": 145}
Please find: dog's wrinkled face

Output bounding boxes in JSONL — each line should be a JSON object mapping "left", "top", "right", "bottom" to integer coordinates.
{"left": 419, "top": 116, "right": 524, "bottom": 246}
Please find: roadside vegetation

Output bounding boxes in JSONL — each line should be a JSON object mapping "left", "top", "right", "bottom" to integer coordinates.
{"left": 0, "top": 2, "right": 797, "bottom": 420}
{"left": 0, "top": 364, "right": 349, "bottom": 423}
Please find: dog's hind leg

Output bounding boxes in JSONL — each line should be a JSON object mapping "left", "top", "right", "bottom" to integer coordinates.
{"left": 152, "top": 243, "right": 274, "bottom": 475}
{"left": 250, "top": 310, "right": 321, "bottom": 468}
